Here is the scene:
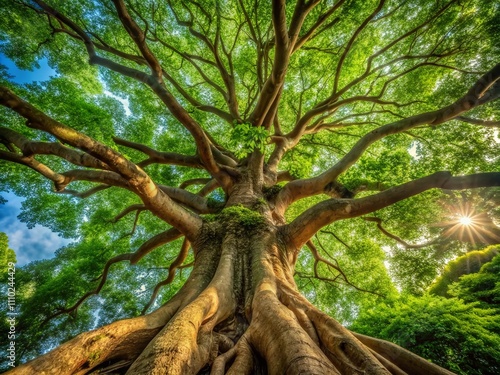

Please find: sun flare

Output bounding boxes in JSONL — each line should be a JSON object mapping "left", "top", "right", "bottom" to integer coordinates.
{"left": 459, "top": 216, "right": 473, "bottom": 226}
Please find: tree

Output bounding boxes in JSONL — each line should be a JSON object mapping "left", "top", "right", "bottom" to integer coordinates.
{"left": 351, "top": 250, "right": 500, "bottom": 375}
{"left": 448, "top": 250, "right": 500, "bottom": 309}
{"left": 429, "top": 244, "right": 499, "bottom": 296}
{"left": 0, "top": 0, "right": 499, "bottom": 374}
{"left": 351, "top": 294, "right": 500, "bottom": 375}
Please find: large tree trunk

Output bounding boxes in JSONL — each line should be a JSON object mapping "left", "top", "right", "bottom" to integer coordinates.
{"left": 6, "top": 193, "right": 455, "bottom": 375}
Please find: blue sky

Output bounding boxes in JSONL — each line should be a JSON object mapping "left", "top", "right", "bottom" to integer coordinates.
{"left": 0, "top": 53, "right": 68, "bottom": 265}
{"left": 0, "top": 53, "right": 54, "bottom": 83}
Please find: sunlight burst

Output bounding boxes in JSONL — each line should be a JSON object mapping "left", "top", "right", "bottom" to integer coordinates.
{"left": 459, "top": 216, "right": 473, "bottom": 226}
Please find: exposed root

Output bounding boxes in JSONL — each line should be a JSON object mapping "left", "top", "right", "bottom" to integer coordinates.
{"left": 307, "top": 308, "right": 390, "bottom": 375}
{"left": 275, "top": 274, "right": 444, "bottom": 375}
{"left": 367, "top": 347, "right": 409, "bottom": 375}
{"left": 7, "top": 301, "right": 180, "bottom": 375}
{"left": 225, "top": 335, "right": 254, "bottom": 375}
{"left": 249, "top": 286, "right": 338, "bottom": 375}
{"left": 8, "top": 226, "right": 460, "bottom": 375}
{"left": 210, "top": 347, "right": 237, "bottom": 375}
{"left": 352, "top": 332, "right": 456, "bottom": 375}
{"left": 126, "top": 236, "right": 239, "bottom": 374}
{"left": 209, "top": 332, "right": 255, "bottom": 375}
{"left": 126, "top": 288, "right": 220, "bottom": 374}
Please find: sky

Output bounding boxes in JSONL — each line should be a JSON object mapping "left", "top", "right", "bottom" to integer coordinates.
{"left": 0, "top": 54, "right": 54, "bottom": 83}
{"left": 0, "top": 192, "right": 70, "bottom": 265}
{"left": 0, "top": 53, "right": 69, "bottom": 265}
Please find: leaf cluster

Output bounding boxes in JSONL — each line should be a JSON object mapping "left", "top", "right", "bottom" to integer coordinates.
{"left": 229, "top": 123, "right": 269, "bottom": 159}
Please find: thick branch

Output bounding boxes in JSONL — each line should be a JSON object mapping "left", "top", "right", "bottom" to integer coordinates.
{"left": 111, "top": 0, "right": 163, "bottom": 79}
{"left": 353, "top": 333, "right": 455, "bottom": 375}
{"left": 0, "top": 86, "right": 203, "bottom": 239}
{"left": 0, "top": 86, "right": 152, "bottom": 184}
{"left": 247, "top": 0, "right": 289, "bottom": 127}
{"left": 0, "top": 126, "right": 110, "bottom": 170}
{"left": 277, "top": 63, "right": 500, "bottom": 209}
{"left": 159, "top": 185, "right": 215, "bottom": 214}
{"left": 32, "top": 1, "right": 231, "bottom": 191}
{"left": 0, "top": 149, "right": 68, "bottom": 187}
{"left": 113, "top": 136, "right": 203, "bottom": 169}
{"left": 286, "top": 172, "right": 500, "bottom": 248}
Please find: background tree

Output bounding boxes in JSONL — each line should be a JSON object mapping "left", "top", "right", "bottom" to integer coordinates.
{"left": 352, "top": 247, "right": 500, "bottom": 375}
{"left": 0, "top": 0, "right": 500, "bottom": 374}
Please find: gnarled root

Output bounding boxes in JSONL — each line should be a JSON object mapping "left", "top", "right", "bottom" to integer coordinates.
{"left": 352, "top": 333, "right": 455, "bottom": 375}
{"left": 7, "top": 300, "right": 180, "bottom": 375}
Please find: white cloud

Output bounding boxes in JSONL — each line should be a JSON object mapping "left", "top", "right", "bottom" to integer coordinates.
{"left": 0, "top": 192, "right": 71, "bottom": 265}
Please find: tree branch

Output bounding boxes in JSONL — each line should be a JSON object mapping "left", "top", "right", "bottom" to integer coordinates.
{"left": 110, "top": 204, "right": 146, "bottom": 224}
{"left": 158, "top": 185, "right": 215, "bottom": 214}
{"left": 57, "top": 184, "right": 111, "bottom": 199}
{"left": 292, "top": 1, "right": 345, "bottom": 53}
{"left": 130, "top": 228, "right": 183, "bottom": 264}
{"left": 43, "top": 253, "right": 133, "bottom": 324}
{"left": 31, "top": 0, "right": 232, "bottom": 191}
{"left": 0, "top": 126, "right": 110, "bottom": 170}
{"left": 286, "top": 171, "right": 500, "bottom": 248}
{"left": 276, "top": 63, "right": 500, "bottom": 210}
{"left": 142, "top": 238, "right": 191, "bottom": 314}
{"left": 305, "top": 240, "right": 384, "bottom": 297}
{"left": 43, "top": 226, "right": 184, "bottom": 323}
{"left": 332, "top": 0, "right": 386, "bottom": 94}
{"left": 456, "top": 116, "right": 500, "bottom": 127}
{"left": 0, "top": 86, "right": 203, "bottom": 239}
{"left": 111, "top": 0, "right": 163, "bottom": 79}
{"left": 113, "top": 136, "right": 203, "bottom": 169}
{"left": 363, "top": 217, "right": 441, "bottom": 249}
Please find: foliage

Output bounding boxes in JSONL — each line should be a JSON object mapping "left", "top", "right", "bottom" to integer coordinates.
{"left": 230, "top": 122, "right": 269, "bottom": 159}
{"left": 0, "top": 233, "right": 16, "bottom": 277}
{"left": 429, "top": 245, "right": 500, "bottom": 296}
{"left": 448, "top": 252, "right": 500, "bottom": 309}
{"left": 353, "top": 249, "right": 500, "bottom": 374}
{"left": 351, "top": 294, "right": 500, "bottom": 375}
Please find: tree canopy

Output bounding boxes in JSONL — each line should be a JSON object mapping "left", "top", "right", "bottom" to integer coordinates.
{"left": 0, "top": 0, "right": 500, "bottom": 374}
